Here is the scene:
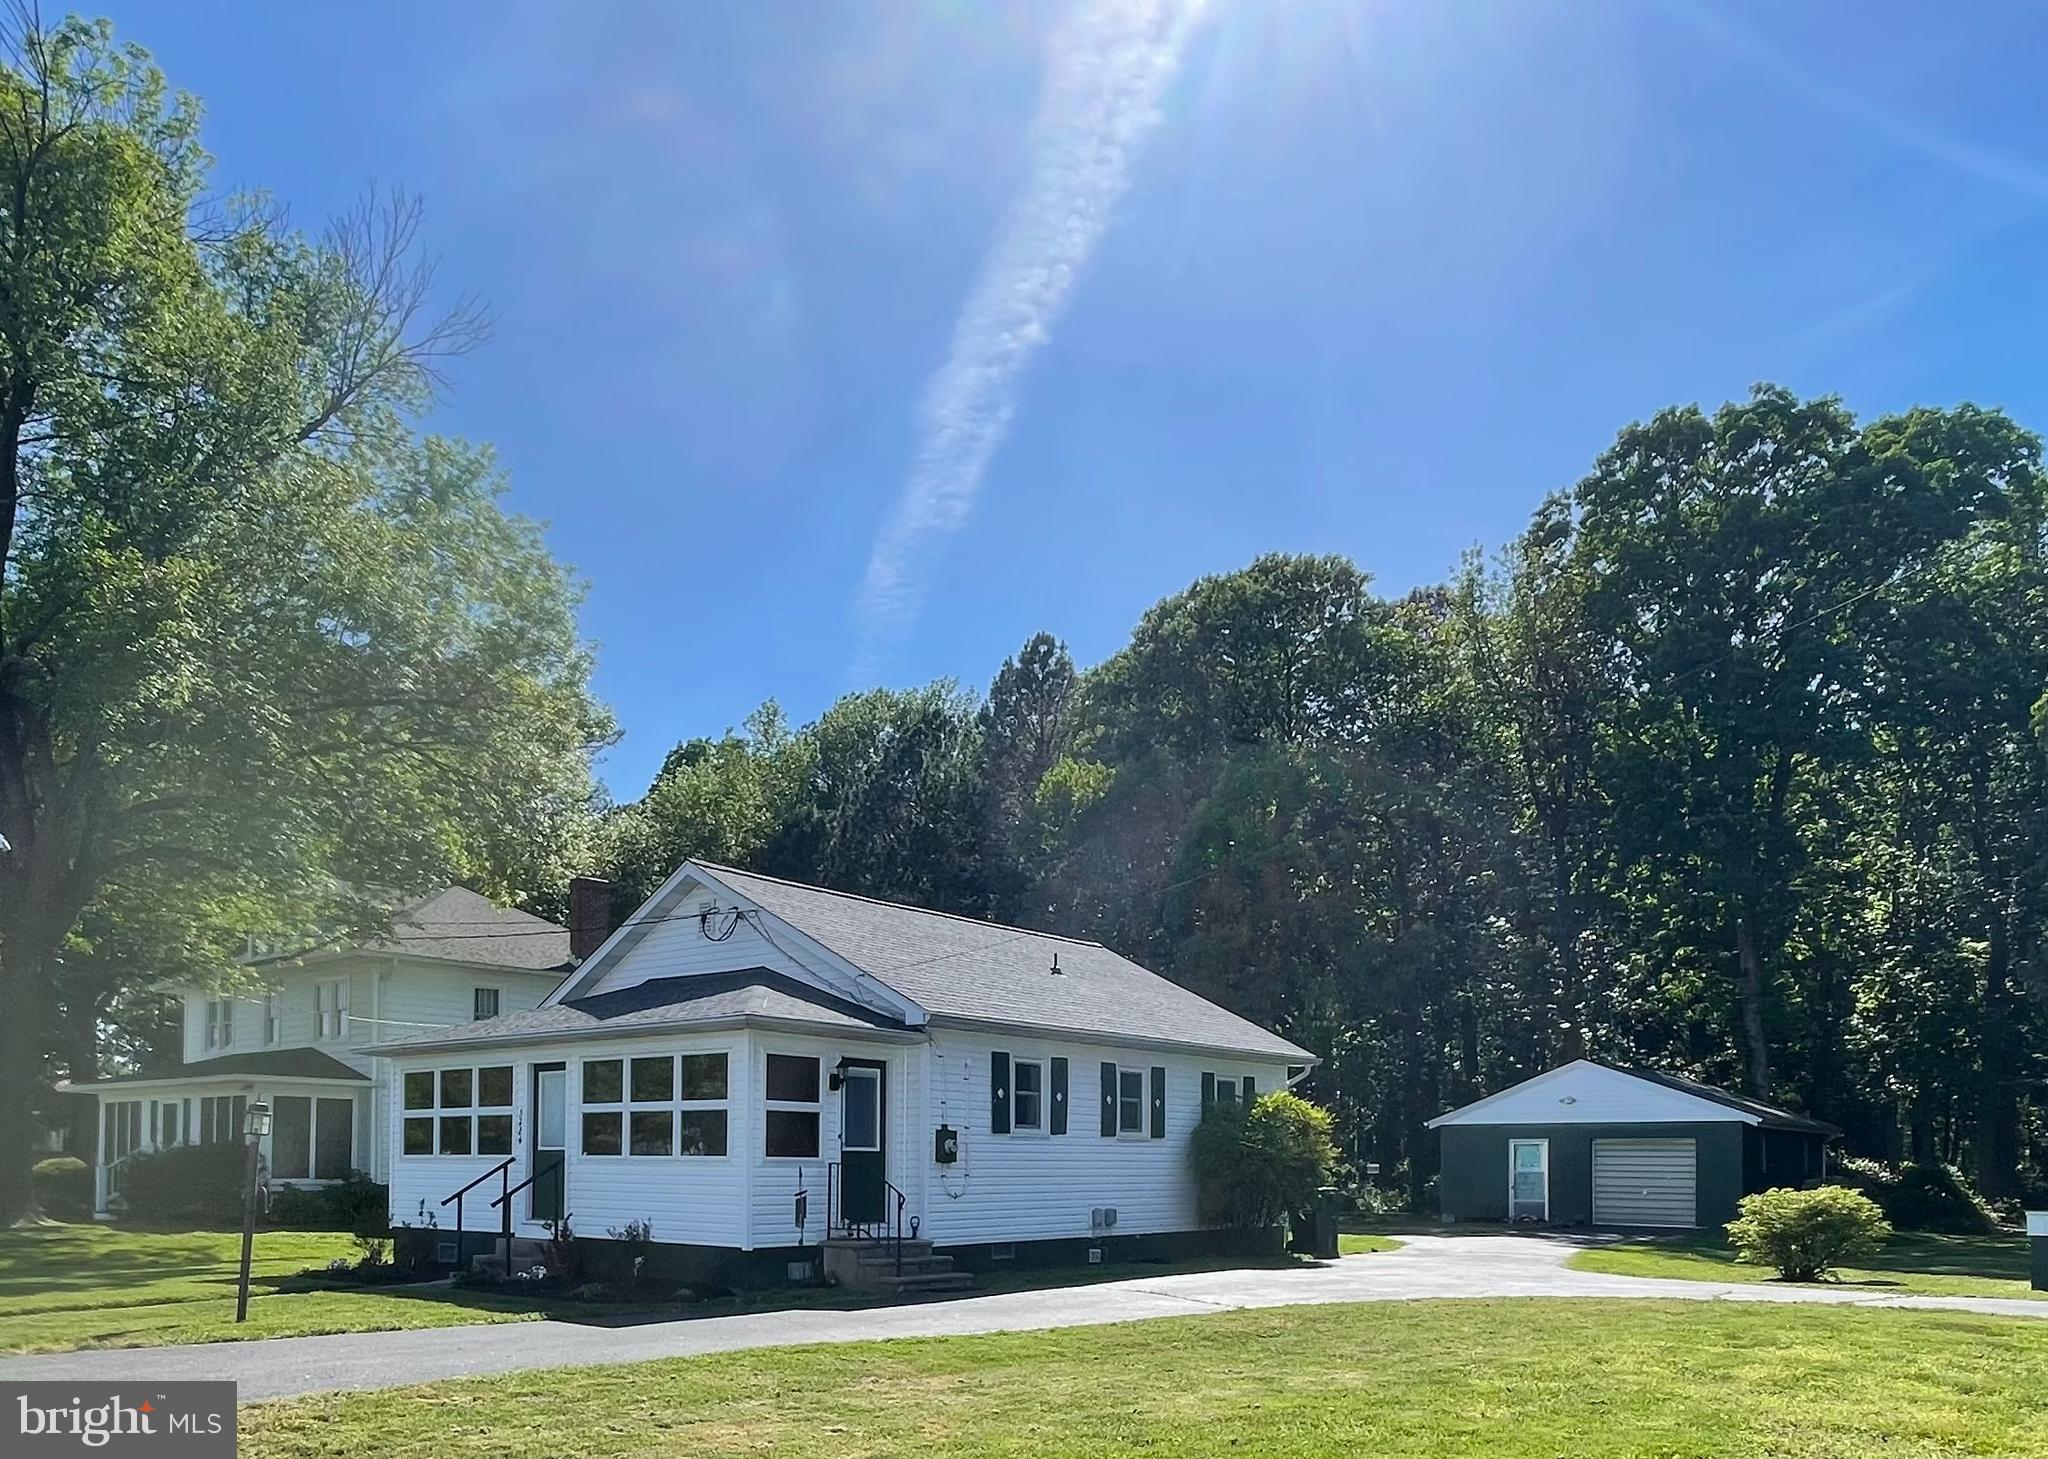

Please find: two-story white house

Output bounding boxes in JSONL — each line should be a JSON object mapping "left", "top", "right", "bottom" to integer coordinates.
{"left": 371, "top": 861, "right": 1315, "bottom": 1290}
{"left": 66, "top": 888, "right": 578, "bottom": 1216}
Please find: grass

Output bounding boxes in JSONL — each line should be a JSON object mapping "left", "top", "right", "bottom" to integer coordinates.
{"left": 1337, "top": 1232, "right": 1399, "bottom": 1255}
{"left": 1567, "top": 1229, "right": 2045, "bottom": 1302}
{"left": 0, "top": 1224, "right": 581, "bottom": 1355}
{"left": 241, "top": 1299, "right": 2048, "bottom": 1459}
{"left": 0, "top": 1223, "right": 1398, "bottom": 1355}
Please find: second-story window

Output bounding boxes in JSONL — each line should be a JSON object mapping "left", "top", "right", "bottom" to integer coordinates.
{"left": 472, "top": 987, "right": 500, "bottom": 1021}
{"left": 205, "top": 999, "right": 234, "bottom": 1050}
{"left": 264, "top": 991, "right": 282, "bottom": 1046}
{"left": 316, "top": 979, "right": 349, "bottom": 1040}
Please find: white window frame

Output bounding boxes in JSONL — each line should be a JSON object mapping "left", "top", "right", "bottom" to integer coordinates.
{"left": 762, "top": 1050, "right": 823, "bottom": 1161}
{"left": 263, "top": 991, "right": 283, "bottom": 1046}
{"left": 578, "top": 1051, "right": 733, "bottom": 1160}
{"left": 204, "top": 998, "right": 234, "bottom": 1050}
{"left": 1508, "top": 1138, "right": 1550, "bottom": 1222}
{"left": 316, "top": 978, "right": 349, "bottom": 1041}
{"left": 472, "top": 986, "right": 501, "bottom": 1021}
{"left": 400, "top": 1064, "right": 514, "bottom": 1158}
{"left": 1116, "top": 1065, "right": 1146, "bottom": 1137}
{"left": 1210, "top": 1074, "right": 1239, "bottom": 1111}
{"left": 1010, "top": 1056, "right": 1045, "bottom": 1134}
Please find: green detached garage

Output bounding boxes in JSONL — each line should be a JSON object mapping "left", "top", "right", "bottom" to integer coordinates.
{"left": 1428, "top": 1060, "right": 1834, "bottom": 1231}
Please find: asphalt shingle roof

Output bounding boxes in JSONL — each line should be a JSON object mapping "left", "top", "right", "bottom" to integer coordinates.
{"left": 369, "top": 969, "right": 903, "bottom": 1053}
{"left": 702, "top": 863, "right": 1314, "bottom": 1062}
{"left": 358, "top": 887, "right": 572, "bottom": 972}
{"left": 69, "top": 1049, "right": 371, "bottom": 1088}
{"left": 1624, "top": 1066, "right": 1838, "bottom": 1135}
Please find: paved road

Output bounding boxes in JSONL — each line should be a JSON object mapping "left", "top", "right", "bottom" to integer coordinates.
{"left": 7, "top": 1234, "right": 2045, "bottom": 1402}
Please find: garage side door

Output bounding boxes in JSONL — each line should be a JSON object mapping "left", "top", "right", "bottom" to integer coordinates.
{"left": 1591, "top": 1138, "right": 1696, "bottom": 1228}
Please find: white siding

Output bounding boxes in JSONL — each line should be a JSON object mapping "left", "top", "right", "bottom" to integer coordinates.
{"left": 580, "top": 891, "right": 812, "bottom": 996}
{"left": 385, "top": 1031, "right": 752, "bottom": 1247}
{"left": 917, "top": 1030, "right": 1292, "bottom": 1246}
{"left": 746, "top": 1031, "right": 917, "bottom": 1249}
{"left": 1429, "top": 1060, "right": 1754, "bottom": 1128}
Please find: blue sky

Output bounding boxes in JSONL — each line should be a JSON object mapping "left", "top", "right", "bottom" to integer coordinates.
{"left": 105, "top": 1, "right": 2048, "bottom": 798}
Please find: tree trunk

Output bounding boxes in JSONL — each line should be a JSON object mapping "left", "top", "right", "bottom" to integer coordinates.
{"left": 1733, "top": 911, "right": 1773, "bottom": 1098}
{"left": 0, "top": 934, "right": 52, "bottom": 1224}
{"left": 1974, "top": 921, "right": 2022, "bottom": 1199}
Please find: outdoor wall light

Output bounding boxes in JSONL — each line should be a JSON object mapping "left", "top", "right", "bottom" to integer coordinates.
{"left": 245, "top": 1101, "right": 273, "bottom": 1138}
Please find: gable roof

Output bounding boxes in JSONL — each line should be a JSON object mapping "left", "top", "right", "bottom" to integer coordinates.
{"left": 1426, "top": 1059, "right": 1834, "bottom": 1134}
{"left": 60, "top": 1048, "right": 371, "bottom": 1090}
{"left": 357, "top": 887, "right": 573, "bottom": 972}
{"left": 691, "top": 863, "right": 1313, "bottom": 1062}
{"left": 365, "top": 967, "right": 911, "bottom": 1055}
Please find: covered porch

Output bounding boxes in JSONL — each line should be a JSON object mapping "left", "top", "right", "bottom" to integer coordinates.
{"left": 60, "top": 1050, "right": 372, "bottom": 1216}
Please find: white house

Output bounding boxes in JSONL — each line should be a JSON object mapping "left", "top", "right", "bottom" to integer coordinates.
{"left": 66, "top": 888, "right": 577, "bottom": 1216}
{"left": 370, "top": 861, "right": 1315, "bottom": 1288}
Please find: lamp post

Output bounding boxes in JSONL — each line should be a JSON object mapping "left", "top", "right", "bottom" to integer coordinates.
{"left": 235, "top": 1101, "right": 271, "bottom": 1323}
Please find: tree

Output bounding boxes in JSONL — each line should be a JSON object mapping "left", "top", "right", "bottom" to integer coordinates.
{"left": 0, "top": 18, "right": 608, "bottom": 1219}
{"left": 977, "top": 633, "right": 1077, "bottom": 918}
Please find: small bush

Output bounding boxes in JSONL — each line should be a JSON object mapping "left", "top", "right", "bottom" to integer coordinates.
{"left": 1832, "top": 1157, "right": 1994, "bottom": 1235}
{"left": 268, "top": 1173, "right": 390, "bottom": 1237}
{"left": 1726, "top": 1185, "right": 1892, "bottom": 1282}
{"left": 1190, "top": 1092, "right": 1336, "bottom": 1232}
{"left": 117, "top": 1144, "right": 247, "bottom": 1225}
{"left": 32, "top": 1156, "right": 92, "bottom": 1221}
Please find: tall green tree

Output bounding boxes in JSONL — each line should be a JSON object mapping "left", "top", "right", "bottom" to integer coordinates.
{"left": 0, "top": 18, "right": 608, "bottom": 1219}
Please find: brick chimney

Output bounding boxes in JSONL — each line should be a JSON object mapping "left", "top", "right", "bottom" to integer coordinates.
{"left": 568, "top": 876, "right": 615, "bottom": 962}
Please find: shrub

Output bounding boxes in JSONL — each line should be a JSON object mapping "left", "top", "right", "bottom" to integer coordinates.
{"left": 1190, "top": 1092, "right": 1336, "bottom": 1232}
{"left": 1726, "top": 1185, "right": 1892, "bottom": 1281}
{"left": 117, "top": 1143, "right": 248, "bottom": 1225}
{"left": 268, "top": 1173, "right": 390, "bottom": 1237}
{"left": 32, "top": 1156, "right": 92, "bottom": 1221}
{"left": 1831, "top": 1157, "right": 1994, "bottom": 1234}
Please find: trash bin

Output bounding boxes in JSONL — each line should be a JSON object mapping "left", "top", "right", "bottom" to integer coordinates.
{"left": 1299, "top": 1186, "right": 1341, "bottom": 1260}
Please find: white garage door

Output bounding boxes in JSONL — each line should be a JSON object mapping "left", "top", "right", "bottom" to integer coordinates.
{"left": 1591, "top": 1138, "right": 1697, "bottom": 1228}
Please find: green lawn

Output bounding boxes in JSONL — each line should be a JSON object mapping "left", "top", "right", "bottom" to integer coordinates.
{"left": 0, "top": 1225, "right": 569, "bottom": 1354}
{"left": 242, "top": 1299, "right": 2048, "bottom": 1459}
{"left": 1568, "top": 1230, "right": 2044, "bottom": 1302}
{"left": 1338, "top": 1232, "right": 1399, "bottom": 1255}
{"left": 0, "top": 1223, "right": 1393, "bottom": 1356}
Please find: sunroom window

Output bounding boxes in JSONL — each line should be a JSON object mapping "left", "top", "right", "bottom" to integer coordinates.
{"left": 402, "top": 1065, "right": 512, "bottom": 1156}
{"left": 763, "top": 1052, "right": 820, "bottom": 1158}
{"left": 584, "top": 1053, "right": 729, "bottom": 1156}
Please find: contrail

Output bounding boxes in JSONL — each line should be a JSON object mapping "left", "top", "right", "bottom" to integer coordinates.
{"left": 853, "top": 0, "right": 1207, "bottom": 678}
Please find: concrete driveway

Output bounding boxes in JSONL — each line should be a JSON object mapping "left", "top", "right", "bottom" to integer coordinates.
{"left": 6, "top": 1233, "right": 2045, "bottom": 1401}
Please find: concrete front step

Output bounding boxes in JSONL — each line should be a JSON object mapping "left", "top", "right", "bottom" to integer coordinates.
{"left": 821, "top": 1236, "right": 971, "bottom": 1294}
{"left": 871, "top": 1270, "right": 976, "bottom": 1295}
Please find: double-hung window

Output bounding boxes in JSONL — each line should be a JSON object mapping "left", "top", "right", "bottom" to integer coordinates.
{"left": 205, "top": 999, "right": 234, "bottom": 1050}
{"left": 763, "top": 1053, "right": 821, "bottom": 1158}
{"left": 402, "top": 1065, "right": 513, "bottom": 1156}
{"left": 473, "top": 987, "right": 500, "bottom": 1021}
{"left": 1117, "top": 1067, "right": 1145, "bottom": 1134}
{"left": 582, "top": 1053, "right": 730, "bottom": 1157}
{"left": 1012, "top": 1059, "right": 1044, "bottom": 1131}
{"left": 316, "top": 979, "right": 349, "bottom": 1040}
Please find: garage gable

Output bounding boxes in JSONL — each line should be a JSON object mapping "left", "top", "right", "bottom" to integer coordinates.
{"left": 1427, "top": 1060, "right": 1760, "bottom": 1129}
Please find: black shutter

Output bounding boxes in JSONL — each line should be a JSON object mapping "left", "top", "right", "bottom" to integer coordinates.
{"left": 1150, "top": 1066, "right": 1167, "bottom": 1139}
{"left": 990, "top": 1051, "right": 1011, "bottom": 1134}
{"left": 1201, "top": 1072, "right": 1216, "bottom": 1115}
{"left": 1241, "top": 1075, "right": 1256, "bottom": 1104}
{"left": 1100, "top": 1062, "right": 1117, "bottom": 1137}
{"left": 1050, "top": 1056, "right": 1069, "bottom": 1135}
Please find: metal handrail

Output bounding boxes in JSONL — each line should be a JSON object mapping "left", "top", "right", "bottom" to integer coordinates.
{"left": 439, "top": 1157, "right": 516, "bottom": 1269}
{"left": 823, "top": 1161, "right": 909, "bottom": 1276}
{"left": 489, "top": 1155, "right": 565, "bottom": 1278}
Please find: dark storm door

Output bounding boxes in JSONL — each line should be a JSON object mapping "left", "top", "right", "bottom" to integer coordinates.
{"left": 838, "top": 1059, "right": 887, "bottom": 1228}
{"left": 530, "top": 1063, "right": 566, "bottom": 1222}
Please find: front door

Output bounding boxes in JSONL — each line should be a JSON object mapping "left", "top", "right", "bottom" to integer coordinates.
{"left": 1508, "top": 1138, "right": 1549, "bottom": 1222}
{"left": 838, "top": 1059, "right": 886, "bottom": 1229}
{"left": 530, "top": 1063, "right": 566, "bottom": 1222}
